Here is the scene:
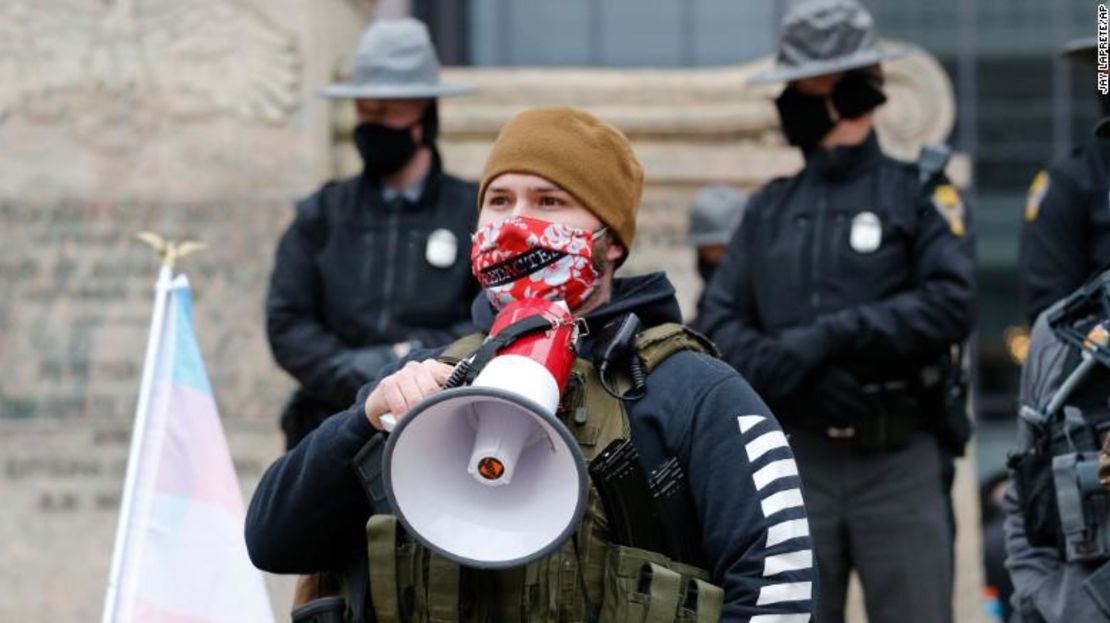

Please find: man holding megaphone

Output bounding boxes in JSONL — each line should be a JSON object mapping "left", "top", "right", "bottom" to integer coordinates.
{"left": 247, "top": 107, "right": 815, "bottom": 623}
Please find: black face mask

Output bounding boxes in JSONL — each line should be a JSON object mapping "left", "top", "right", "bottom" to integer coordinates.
{"left": 697, "top": 256, "right": 719, "bottom": 284}
{"left": 831, "top": 72, "right": 887, "bottom": 119}
{"left": 354, "top": 121, "right": 420, "bottom": 180}
{"left": 775, "top": 87, "right": 836, "bottom": 151}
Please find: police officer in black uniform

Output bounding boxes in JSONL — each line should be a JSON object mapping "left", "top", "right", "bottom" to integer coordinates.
{"left": 696, "top": 2, "right": 976, "bottom": 622}
{"left": 1020, "top": 38, "right": 1110, "bottom": 326}
{"left": 267, "top": 19, "right": 480, "bottom": 449}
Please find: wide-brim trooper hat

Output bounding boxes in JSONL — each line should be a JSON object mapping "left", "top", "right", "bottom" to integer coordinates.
{"left": 321, "top": 18, "right": 474, "bottom": 99}
{"left": 1096, "top": 117, "right": 1110, "bottom": 139}
{"left": 748, "top": 0, "right": 909, "bottom": 86}
{"left": 688, "top": 185, "right": 748, "bottom": 247}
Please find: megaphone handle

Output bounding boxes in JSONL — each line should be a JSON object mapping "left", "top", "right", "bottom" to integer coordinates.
{"left": 378, "top": 361, "right": 468, "bottom": 432}
{"left": 380, "top": 413, "right": 397, "bottom": 432}
{"left": 444, "top": 358, "right": 472, "bottom": 389}
{"left": 378, "top": 362, "right": 463, "bottom": 433}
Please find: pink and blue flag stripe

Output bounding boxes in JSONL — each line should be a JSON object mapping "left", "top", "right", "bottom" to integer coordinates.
{"left": 109, "top": 276, "right": 274, "bottom": 623}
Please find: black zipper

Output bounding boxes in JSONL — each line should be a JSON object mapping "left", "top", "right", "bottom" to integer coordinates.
{"left": 378, "top": 201, "right": 400, "bottom": 334}
{"left": 810, "top": 187, "right": 827, "bottom": 311}
{"left": 829, "top": 211, "right": 846, "bottom": 282}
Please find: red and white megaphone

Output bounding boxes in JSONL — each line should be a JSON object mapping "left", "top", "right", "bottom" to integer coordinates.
{"left": 381, "top": 298, "right": 588, "bottom": 569}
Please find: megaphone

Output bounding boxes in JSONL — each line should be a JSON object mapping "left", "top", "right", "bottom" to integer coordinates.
{"left": 381, "top": 299, "right": 588, "bottom": 569}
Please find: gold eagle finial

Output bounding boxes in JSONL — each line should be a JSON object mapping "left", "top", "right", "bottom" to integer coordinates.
{"left": 135, "top": 232, "right": 206, "bottom": 268}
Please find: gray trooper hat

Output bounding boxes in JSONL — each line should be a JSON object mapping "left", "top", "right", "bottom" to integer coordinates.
{"left": 688, "top": 185, "right": 748, "bottom": 246}
{"left": 1096, "top": 117, "right": 1110, "bottom": 139}
{"left": 748, "top": 0, "right": 908, "bottom": 86}
{"left": 321, "top": 18, "right": 474, "bottom": 99}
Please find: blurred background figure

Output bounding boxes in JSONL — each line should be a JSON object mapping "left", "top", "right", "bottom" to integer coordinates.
{"left": 696, "top": 1, "right": 975, "bottom": 621}
{"left": 266, "top": 18, "right": 480, "bottom": 450}
{"left": 1019, "top": 38, "right": 1110, "bottom": 326}
{"left": 1004, "top": 269, "right": 1110, "bottom": 622}
{"left": 686, "top": 183, "right": 747, "bottom": 309}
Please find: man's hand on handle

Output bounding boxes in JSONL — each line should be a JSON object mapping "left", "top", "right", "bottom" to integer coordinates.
{"left": 364, "top": 360, "right": 455, "bottom": 431}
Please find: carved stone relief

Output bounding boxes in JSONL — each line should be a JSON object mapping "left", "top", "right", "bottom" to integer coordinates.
{"left": 0, "top": 0, "right": 300, "bottom": 153}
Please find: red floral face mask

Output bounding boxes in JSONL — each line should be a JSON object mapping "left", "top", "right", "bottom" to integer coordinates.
{"left": 470, "top": 216, "right": 605, "bottom": 310}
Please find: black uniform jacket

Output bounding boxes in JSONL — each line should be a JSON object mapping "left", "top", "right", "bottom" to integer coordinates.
{"left": 1020, "top": 139, "right": 1110, "bottom": 325}
{"left": 696, "top": 132, "right": 975, "bottom": 411}
{"left": 266, "top": 159, "right": 480, "bottom": 444}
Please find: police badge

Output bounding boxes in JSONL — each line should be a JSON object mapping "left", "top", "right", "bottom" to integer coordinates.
{"left": 849, "top": 211, "right": 883, "bottom": 253}
{"left": 425, "top": 228, "right": 459, "bottom": 268}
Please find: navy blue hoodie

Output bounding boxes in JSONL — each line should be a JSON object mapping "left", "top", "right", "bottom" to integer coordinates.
{"left": 246, "top": 273, "right": 815, "bottom": 622}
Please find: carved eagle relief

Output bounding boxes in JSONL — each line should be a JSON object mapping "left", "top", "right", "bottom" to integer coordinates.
{"left": 0, "top": 0, "right": 300, "bottom": 148}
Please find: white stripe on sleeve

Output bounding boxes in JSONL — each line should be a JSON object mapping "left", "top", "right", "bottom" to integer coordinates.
{"left": 752, "top": 458, "right": 799, "bottom": 491}
{"left": 756, "top": 581, "right": 812, "bottom": 606}
{"left": 745, "top": 430, "right": 788, "bottom": 462}
{"left": 763, "top": 549, "right": 813, "bottom": 576}
{"left": 760, "top": 488, "right": 804, "bottom": 518}
{"left": 737, "top": 414, "right": 766, "bottom": 434}
{"left": 749, "top": 614, "right": 812, "bottom": 623}
{"left": 765, "top": 518, "right": 810, "bottom": 547}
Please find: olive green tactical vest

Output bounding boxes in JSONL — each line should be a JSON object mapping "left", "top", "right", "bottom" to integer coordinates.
{"left": 365, "top": 323, "right": 724, "bottom": 623}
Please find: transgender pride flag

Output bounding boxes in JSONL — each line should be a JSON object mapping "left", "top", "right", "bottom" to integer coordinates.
{"left": 101, "top": 266, "right": 274, "bottom": 623}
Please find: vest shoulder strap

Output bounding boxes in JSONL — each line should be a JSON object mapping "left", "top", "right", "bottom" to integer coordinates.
{"left": 438, "top": 332, "right": 486, "bottom": 363}
{"left": 633, "top": 323, "right": 720, "bottom": 375}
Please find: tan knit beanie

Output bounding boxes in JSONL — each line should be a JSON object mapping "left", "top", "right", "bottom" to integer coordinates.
{"left": 478, "top": 106, "right": 644, "bottom": 251}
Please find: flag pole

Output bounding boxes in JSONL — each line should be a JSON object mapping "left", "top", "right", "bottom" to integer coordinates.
{"left": 101, "top": 234, "right": 205, "bottom": 623}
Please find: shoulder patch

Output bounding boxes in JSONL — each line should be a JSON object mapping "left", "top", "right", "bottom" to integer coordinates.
{"left": 931, "top": 184, "right": 966, "bottom": 237}
{"left": 1025, "top": 170, "right": 1050, "bottom": 222}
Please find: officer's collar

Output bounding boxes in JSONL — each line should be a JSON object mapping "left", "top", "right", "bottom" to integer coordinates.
{"left": 363, "top": 148, "right": 444, "bottom": 208}
{"left": 804, "top": 130, "right": 882, "bottom": 179}
{"left": 381, "top": 173, "right": 427, "bottom": 204}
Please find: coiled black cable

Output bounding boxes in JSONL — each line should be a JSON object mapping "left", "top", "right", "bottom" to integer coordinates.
{"left": 598, "top": 358, "right": 646, "bottom": 401}
{"left": 443, "top": 359, "right": 471, "bottom": 389}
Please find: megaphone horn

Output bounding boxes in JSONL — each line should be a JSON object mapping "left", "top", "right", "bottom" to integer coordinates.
{"left": 382, "top": 299, "right": 589, "bottom": 569}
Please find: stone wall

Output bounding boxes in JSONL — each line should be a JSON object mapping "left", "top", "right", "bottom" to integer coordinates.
{"left": 0, "top": 3, "right": 978, "bottom": 619}
{"left": 0, "top": 1, "right": 375, "bottom": 619}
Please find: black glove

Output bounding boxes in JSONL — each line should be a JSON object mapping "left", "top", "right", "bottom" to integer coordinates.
{"left": 766, "top": 324, "right": 843, "bottom": 401}
{"left": 778, "top": 321, "right": 846, "bottom": 374}
{"left": 346, "top": 345, "right": 401, "bottom": 390}
{"left": 812, "top": 368, "right": 874, "bottom": 430}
